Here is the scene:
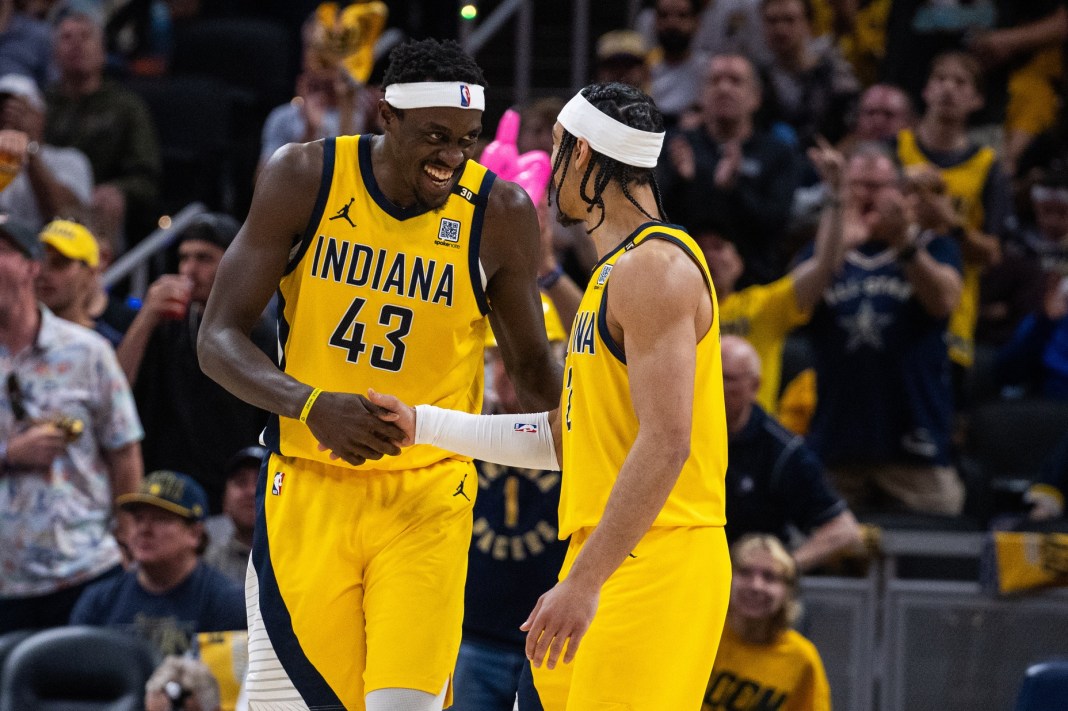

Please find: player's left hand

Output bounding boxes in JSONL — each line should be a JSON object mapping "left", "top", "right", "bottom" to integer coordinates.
{"left": 366, "top": 388, "right": 415, "bottom": 446}
{"left": 520, "top": 577, "right": 599, "bottom": 670}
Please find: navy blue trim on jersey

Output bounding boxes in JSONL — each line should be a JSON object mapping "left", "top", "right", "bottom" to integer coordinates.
{"left": 642, "top": 232, "right": 714, "bottom": 294}
{"left": 263, "top": 288, "right": 288, "bottom": 455}
{"left": 905, "top": 134, "right": 985, "bottom": 171}
{"left": 597, "top": 281, "right": 627, "bottom": 364}
{"left": 468, "top": 169, "right": 496, "bottom": 316}
{"left": 593, "top": 224, "right": 710, "bottom": 366}
{"left": 358, "top": 134, "right": 438, "bottom": 221}
{"left": 589, "top": 221, "right": 653, "bottom": 274}
{"left": 284, "top": 138, "right": 335, "bottom": 276}
{"left": 251, "top": 457, "right": 344, "bottom": 709}
{"left": 586, "top": 221, "right": 662, "bottom": 365}
{"left": 587, "top": 221, "right": 690, "bottom": 274}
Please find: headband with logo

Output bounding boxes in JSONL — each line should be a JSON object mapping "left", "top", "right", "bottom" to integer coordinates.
{"left": 384, "top": 81, "right": 485, "bottom": 111}
{"left": 557, "top": 92, "right": 664, "bottom": 168}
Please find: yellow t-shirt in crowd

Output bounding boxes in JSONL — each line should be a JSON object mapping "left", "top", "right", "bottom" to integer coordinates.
{"left": 703, "top": 625, "right": 832, "bottom": 711}
{"left": 721, "top": 275, "right": 810, "bottom": 411}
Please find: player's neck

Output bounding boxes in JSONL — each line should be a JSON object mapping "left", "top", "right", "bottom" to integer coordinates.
{"left": 585, "top": 185, "right": 662, "bottom": 259}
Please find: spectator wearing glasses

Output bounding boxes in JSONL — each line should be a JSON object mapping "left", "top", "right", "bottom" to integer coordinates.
{"left": 837, "top": 83, "right": 915, "bottom": 155}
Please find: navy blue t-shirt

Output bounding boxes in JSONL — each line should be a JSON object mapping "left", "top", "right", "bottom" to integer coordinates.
{"left": 463, "top": 461, "right": 568, "bottom": 650}
{"left": 804, "top": 234, "right": 962, "bottom": 467}
{"left": 69, "top": 562, "right": 246, "bottom": 657}
{"left": 727, "top": 405, "right": 846, "bottom": 544}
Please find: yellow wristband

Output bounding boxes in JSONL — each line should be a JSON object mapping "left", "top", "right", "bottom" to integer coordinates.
{"left": 299, "top": 387, "right": 323, "bottom": 424}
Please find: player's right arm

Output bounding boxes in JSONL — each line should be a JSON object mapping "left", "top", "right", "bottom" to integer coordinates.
{"left": 199, "top": 142, "right": 403, "bottom": 466}
{"left": 367, "top": 389, "right": 564, "bottom": 471}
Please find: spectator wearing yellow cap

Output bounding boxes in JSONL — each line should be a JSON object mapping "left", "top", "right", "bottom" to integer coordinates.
{"left": 34, "top": 219, "right": 122, "bottom": 346}
{"left": 0, "top": 73, "right": 93, "bottom": 231}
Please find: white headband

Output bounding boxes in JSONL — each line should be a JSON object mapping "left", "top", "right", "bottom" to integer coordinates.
{"left": 1031, "top": 185, "right": 1068, "bottom": 205}
{"left": 557, "top": 93, "right": 664, "bottom": 168}
{"left": 384, "top": 81, "right": 485, "bottom": 111}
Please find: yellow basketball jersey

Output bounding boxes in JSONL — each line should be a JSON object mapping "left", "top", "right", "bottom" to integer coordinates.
{"left": 897, "top": 128, "right": 995, "bottom": 367}
{"left": 558, "top": 223, "right": 727, "bottom": 538}
{"left": 266, "top": 134, "right": 493, "bottom": 470}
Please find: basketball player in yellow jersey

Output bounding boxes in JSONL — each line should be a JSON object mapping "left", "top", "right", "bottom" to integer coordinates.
{"left": 198, "top": 39, "right": 560, "bottom": 711}
{"left": 371, "top": 81, "right": 732, "bottom": 710}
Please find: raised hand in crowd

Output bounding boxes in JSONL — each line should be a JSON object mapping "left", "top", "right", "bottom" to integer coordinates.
{"left": 714, "top": 139, "right": 743, "bottom": 190}
{"left": 666, "top": 133, "right": 696, "bottom": 181}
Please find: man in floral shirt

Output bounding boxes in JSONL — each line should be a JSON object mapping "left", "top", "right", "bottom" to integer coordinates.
{"left": 0, "top": 214, "right": 142, "bottom": 632}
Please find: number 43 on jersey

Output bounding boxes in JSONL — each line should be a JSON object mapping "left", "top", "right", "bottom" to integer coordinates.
{"left": 329, "top": 296, "right": 413, "bottom": 372}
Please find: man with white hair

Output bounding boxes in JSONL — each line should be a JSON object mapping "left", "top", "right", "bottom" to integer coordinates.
{"left": 721, "top": 334, "right": 861, "bottom": 571}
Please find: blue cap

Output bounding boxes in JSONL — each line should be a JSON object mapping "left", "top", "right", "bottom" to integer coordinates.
{"left": 116, "top": 470, "right": 208, "bottom": 521}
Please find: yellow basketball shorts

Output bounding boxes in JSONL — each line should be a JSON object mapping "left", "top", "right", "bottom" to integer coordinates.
{"left": 532, "top": 526, "right": 731, "bottom": 711}
{"left": 245, "top": 453, "right": 476, "bottom": 710}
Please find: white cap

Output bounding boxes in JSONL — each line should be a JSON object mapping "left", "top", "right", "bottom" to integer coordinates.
{"left": 0, "top": 74, "right": 44, "bottom": 113}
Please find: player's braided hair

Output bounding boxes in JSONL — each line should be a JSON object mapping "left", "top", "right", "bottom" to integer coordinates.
{"left": 550, "top": 82, "right": 668, "bottom": 232}
{"left": 382, "top": 38, "right": 487, "bottom": 88}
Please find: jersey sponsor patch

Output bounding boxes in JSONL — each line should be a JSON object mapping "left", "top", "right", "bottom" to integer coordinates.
{"left": 438, "top": 218, "right": 461, "bottom": 244}
{"left": 272, "top": 471, "right": 284, "bottom": 496}
{"left": 513, "top": 423, "right": 539, "bottom": 434}
{"left": 595, "top": 264, "right": 613, "bottom": 287}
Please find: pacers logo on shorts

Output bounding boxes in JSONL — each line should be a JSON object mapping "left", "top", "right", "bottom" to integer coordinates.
{"left": 459, "top": 84, "right": 471, "bottom": 107}
{"left": 272, "top": 471, "right": 284, "bottom": 496}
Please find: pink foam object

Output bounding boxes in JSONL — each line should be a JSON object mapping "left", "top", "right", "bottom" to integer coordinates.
{"left": 480, "top": 108, "right": 552, "bottom": 205}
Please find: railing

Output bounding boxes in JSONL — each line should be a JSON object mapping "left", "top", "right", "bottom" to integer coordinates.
{"left": 102, "top": 202, "right": 208, "bottom": 297}
{"left": 460, "top": 0, "right": 535, "bottom": 105}
{"left": 800, "top": 530, "right": 1068, "bottom": 711}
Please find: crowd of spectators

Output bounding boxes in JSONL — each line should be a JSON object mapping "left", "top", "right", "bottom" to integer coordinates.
{"left": 1, "top": 0, "right": 1068, "bottom": 707}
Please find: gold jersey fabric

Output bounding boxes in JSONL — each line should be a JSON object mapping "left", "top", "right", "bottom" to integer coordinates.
{"left": 266, "top": 134, "right": 493, "bottom": 469}
{"left": 897, "top": 128, "right": 996, "bottom": 368}
{"left": 558, "top": 223, "right": 727, "bottom": 538}
{"left": 703, "top": 625, "right": 832, "bottom": 711}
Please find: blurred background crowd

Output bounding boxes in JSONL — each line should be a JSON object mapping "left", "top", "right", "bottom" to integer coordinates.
{"left": 1, "top": 0, "right": 1068, "bottom": 709}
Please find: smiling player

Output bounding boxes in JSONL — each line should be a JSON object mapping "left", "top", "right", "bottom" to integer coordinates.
{"left": 198, "top": 38, "right": 560, "bottom": 711}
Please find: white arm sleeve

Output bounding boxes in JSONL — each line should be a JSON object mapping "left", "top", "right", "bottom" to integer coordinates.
{"left": 414, "top": 405, "right": 560, "bottom": 471}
